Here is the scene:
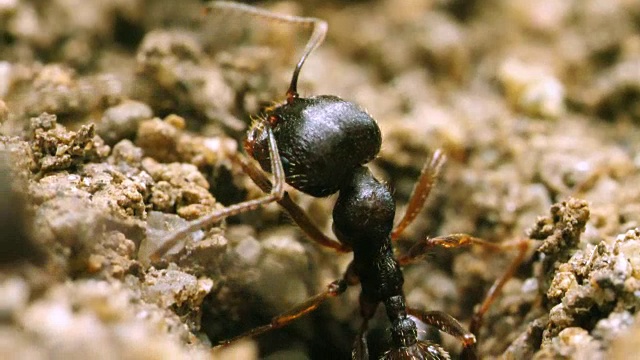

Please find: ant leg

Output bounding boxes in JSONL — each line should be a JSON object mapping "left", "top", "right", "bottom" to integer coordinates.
{"left": 352, "top": 295, "right": 379, "bottom": 360}
{"left": 398, "top": 234, "right": 498, "bottom": 265}
{"left": 456, "top": 239, "right": 528, "bottom": 360}
{"left": 406, "top": 308, "right": 477, "bottom": 359}
{"left": 230, "top": 152, "right": 351, "bottom": 253}
{"left": 467, "top": 238, "right": 529, "bottom": 335}
{"left": 400, "top": 235, "right": 530, "bottom": 324}
{"left": 217, "top": 279, "right": 348, "bottom": 346}
{"left": 402, "top": 237, "right": 530, "bottom": 359}
{"left": 391, "top": 149, "right": 446, "bottom": 241}
{"left": 149, "top": 128, "right": 284, "bottom": 261}
{"left": 352, "top": 319, "right": 370, "bottom": 360}
{"left": 398, "top": 233, "right": 531, "bottom": 265}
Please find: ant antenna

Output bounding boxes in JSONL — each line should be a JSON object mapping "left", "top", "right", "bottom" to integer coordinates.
{"left": 205, "top": 1, "right": 328, "bottom": 102}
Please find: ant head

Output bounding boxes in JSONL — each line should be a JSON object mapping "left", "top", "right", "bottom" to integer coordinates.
{"left": 246, "top": 95, "right": 382, "bottom": 197}
{"left": 231, "top": 3, "right": 381, "bottom": 197}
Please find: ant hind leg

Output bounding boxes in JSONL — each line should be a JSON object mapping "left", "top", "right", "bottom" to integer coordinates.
{"left": 406, "top": 308, "right": 478, "bottom": 360}
{"left": 402, "top": 236, "right": 531, "bottom": 359}
{"left": 467, "top": 238, "right": 530, "bottom": 335}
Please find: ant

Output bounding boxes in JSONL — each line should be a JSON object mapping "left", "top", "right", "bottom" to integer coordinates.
{"left": 150, "top": 2, "right": 529, "bottom": 359}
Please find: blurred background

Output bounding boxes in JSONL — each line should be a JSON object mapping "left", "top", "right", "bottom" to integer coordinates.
{"left": 2, "top": 0, "right": 640, "bottom": 359}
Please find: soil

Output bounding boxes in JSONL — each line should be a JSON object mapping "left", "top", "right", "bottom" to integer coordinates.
{"left": 1, "top": 1, "right": 640, "bottom": 359}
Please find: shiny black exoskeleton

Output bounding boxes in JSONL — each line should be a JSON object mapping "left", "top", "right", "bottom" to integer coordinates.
{"left": 211, "top": 1, "right": 476, "bottom": 358}
{"left": 154, "top": 3, "right": 483, "bottom": 359}
{"left": 247, "top": 90, "right": 420, "bottom": 353}
{"left": 237, "top": 18, "right": 435, "bottom": 358}
{"left": 248, "top": 95, "right": 381, "bottom": 197}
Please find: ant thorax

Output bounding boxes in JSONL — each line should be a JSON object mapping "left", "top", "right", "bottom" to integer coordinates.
{"left": 246, "top": 94, "right": 382, "bottom": 197}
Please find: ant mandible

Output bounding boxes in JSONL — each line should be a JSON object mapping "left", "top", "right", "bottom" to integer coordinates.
{"left": 151, "top": 2, "right": 529, "bottom": 359}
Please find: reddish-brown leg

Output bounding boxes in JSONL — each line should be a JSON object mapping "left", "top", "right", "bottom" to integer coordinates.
{"left": 398, "top": 233, "right": 501, "bottom": 265}
{"left": 467, "top": 238, "right": 530, "bottom": 335}
{"left": 230, "top": 152, "right": 351, "bottom": 253}
{"left": 352, "top": 289, "right": 379, "bottom": 360}
{"left": 214, "top": 279, "right": 348, "bottom": 348}
{"left": 458, "top": 239, "right": 529, "bottom": 360}
{"left": 401, "top": 235, "right": 531, "bottom": 359}
{"left": 352, "top": 311, "right": 377, "bottom": 360}
{"left": 150, "top": 128, "right": 285, "bottom": 261}
{"left": 406, "top": 308, "right": 477, "bottom": 359}
{"left": 214, "top": 263, "right": 360, "bottom": 351}
{"left": 391, "top": 149, "right": 446, "bottom": 241}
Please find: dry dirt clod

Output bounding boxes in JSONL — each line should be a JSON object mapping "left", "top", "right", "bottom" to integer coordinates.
{"left": 29, "top": 113, "right": 110, "bottom": 174}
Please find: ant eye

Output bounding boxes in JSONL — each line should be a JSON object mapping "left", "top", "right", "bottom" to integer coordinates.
{"left": 268, "top": 115, "right": 279, "bottom": 126}
{"left": 280, "top": 155, "right": 290, "bottom": 173}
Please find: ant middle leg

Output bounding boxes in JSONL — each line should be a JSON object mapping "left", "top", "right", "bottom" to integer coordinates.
{"left": 397, "top": 234, "right": 503, "bottom": 265}
{"left": 217, "top": 279, "right": 349, "bottom": 346}
{"left": 150, "top": 127, "right": 285, "bottom": 261}
{"left": 215, "top": 262, "right": 359, "bottom": 353}
{"left": 391, "top": 149, "right": 446, "bottom": 241}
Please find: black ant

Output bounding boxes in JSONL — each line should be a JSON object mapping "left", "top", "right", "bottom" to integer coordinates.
{"left": 150, "top": 2, "right": 529, "bottom": 359}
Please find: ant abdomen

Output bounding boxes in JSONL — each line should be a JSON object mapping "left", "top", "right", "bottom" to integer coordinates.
{"left": 247, "top": 95, "right": 382, "bottom": 197}
{"left": 382, "top": 342, "right": 450, "bottom": 360}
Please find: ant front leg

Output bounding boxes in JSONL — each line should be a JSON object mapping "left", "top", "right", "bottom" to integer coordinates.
{"left": 229, "top": 151, "right": 351, "bottom": 253}
{"left": 149, "top": 127, "right": 285, "bottom": 261}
